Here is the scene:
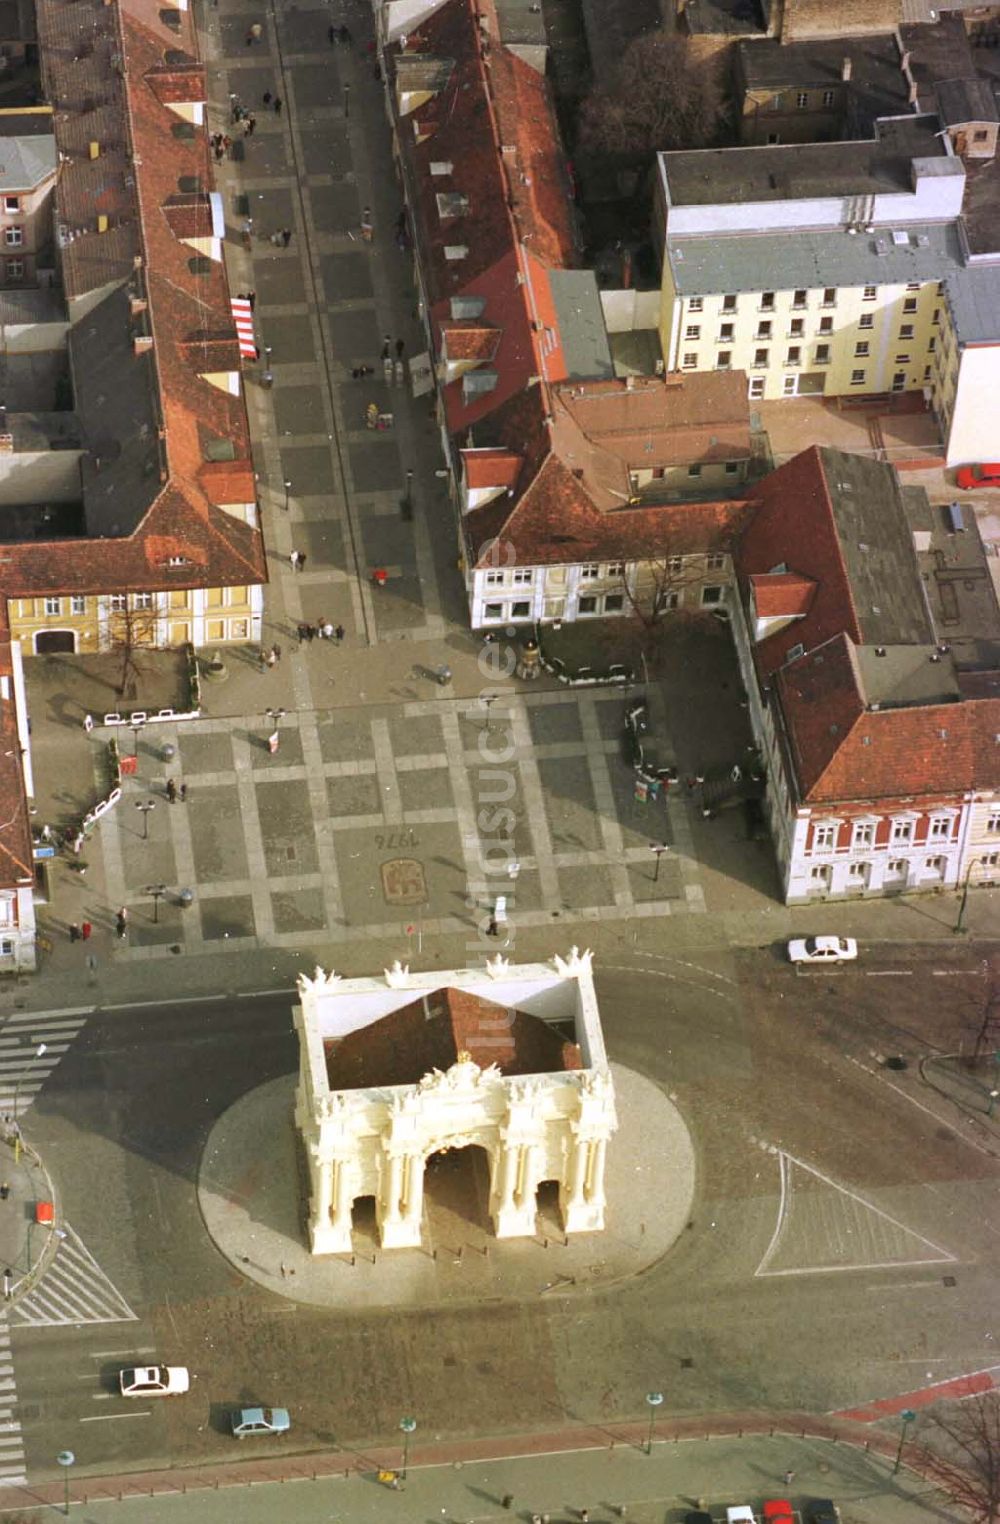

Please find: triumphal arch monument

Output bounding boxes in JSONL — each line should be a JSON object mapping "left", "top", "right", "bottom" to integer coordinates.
{"left": 293, "top": 948, "right": 617, "bottom": 1253}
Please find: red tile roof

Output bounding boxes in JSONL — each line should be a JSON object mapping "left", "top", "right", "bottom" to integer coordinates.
{"left": 462, "top": 375, "right": 755, "bottom": 568}
{"left": 398, "top": 0, "right": 577, "bottom": 437}
{"left": 553, "top": 372, "right": 752, "bottom": 467}
{"left": 738, "top": 446, "right": 858, "bottom": 680}
{"left": 440, "top": 321, "right": 502, "bottom": 362}
{"left": 463, "top": 448, "right": 522, "bottom": 490}
{"left": 750, "top": 571, "right": 817, "bottom": 618}
{"left": 325, "top": 987, "right": 582, "bottom": 1090}
{"left": 777, "top": 633, "right": 1000, "bottom": 803}
{"left": 16, "top": 0, "right": 267, "bottom": 602}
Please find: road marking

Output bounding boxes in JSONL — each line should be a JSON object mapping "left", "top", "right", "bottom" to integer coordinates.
{"left": 90, "top": 1348, "right": 154, "bottom": 1359}
{"left": 865, "top": 970, "right": 913, "bottom": 977}
{"left": 79, "top": 1411, "right": 152, "bottom": 1422}
{"left": 834, "top": 1365, "right": 1000, "bottom": 1421}
{"left": 756, "top": 1148, "right": 956, "bottom": 1278}
{"left": 11, "top": 1222, "right": 137, "bottom": 1327}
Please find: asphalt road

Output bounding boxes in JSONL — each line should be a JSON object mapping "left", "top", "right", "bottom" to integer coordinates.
{"left": 12, "top": 940, "right": 1000, "bottom": 1485}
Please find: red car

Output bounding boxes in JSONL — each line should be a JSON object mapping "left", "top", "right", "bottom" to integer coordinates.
{"left": 763, "top": 1503, "right": 794, "bottom": 1524}
{"left": 955, "top": 462, "right": 1000, "bottom": 489}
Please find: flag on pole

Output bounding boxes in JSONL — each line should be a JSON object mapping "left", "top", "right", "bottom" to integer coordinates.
{"left": 230, "top": 296, "right": 257, "bottom": 360}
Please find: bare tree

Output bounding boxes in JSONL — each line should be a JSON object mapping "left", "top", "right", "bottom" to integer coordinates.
{"left": 618, "top": 532, "right": 739, "bottom": 652}
{"left": 576, "top": 30, "right": 726, "bottom": 163}
{"left": 104, "top": 596, "right": 160, "bottom": 700}
{"left": 925, "top": 1394, "right": 1000, "bottom": 1522}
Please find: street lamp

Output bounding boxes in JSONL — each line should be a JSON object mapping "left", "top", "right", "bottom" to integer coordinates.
{"left": 399, "top": 1415, "right": 416, "bottom": 1480}
{"left": 893, "top": 1408, "right": 917, "bottom": 1475}
{"left": 283, "top": 479, "right": 291, "bottom": 513}
{"left": 56, "top": 1449, "right": 74, "bottom": 1515}
{"left": 954, "top": 855, "right": 985, "bottom": 935}
{"left": 645, "top": 1390, "right": 664, "bottom": 1455}
{"left": 649, "top": 842, "right": 669, "bottom": 883}
{"left": 134, "top": 799, "right": 156, "bottom": 840}
{"left": 146, "top": 884, "right": 167, "bottom": 924}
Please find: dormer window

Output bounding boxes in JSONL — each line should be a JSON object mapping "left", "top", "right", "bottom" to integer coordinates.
{"left": 436, "top": 191, "right": 469, "bottom": 221}
{"left": 444, "top": 245, "right": 468, "bottom": 261}
{"left": 430, "top": 161, "right": 453, "bottom": 176}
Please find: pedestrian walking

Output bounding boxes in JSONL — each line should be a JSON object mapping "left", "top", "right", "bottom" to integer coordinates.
{"left": 296, "top": 622, "right": 308, "bottom": 645}
{"left": 265, "top": 647, "right": 277, "bottom": 669}
{"left": 343, "top": 84, "right": 350, "bottom": 118}
{"left": 501, "top": 1496, "right": 513, "bottom": 1511}
{"left": 338, "top": 23, "right": 352, "bottom": 45}
{"left": 247, "top": 289, "right": 256, "bottom": 312}
{"left": 273, "top": 95, "right": 282, "bottom": 114}
{"left": 290, "top": 549, "right": 301, "bottom": 570}
{"left": 304, "top": 623, "right": 316, "bottom": 642}
{"left": 351, "top": 364, "right": 373, "bottom": 379}
{"left": 116, "top": 908, "right": 128, "bottom": 939}
{"left": 81, "top": 920, "right": 92, "bottom": 942}
{"left": 783, "top": 1471, "right": 795, "bottom": 1487}
{"left": 179, "top": 783, "right": 188, "bottom": 804}
{"left": 360, "top": 207, "right": 373, "bottom": 242}
{"left": 281, "top": 227, "right": 292, "bottom": 247}
{"left": 222, "top": 134, "right": 233, "bottom": 159}
{"left": 0, "top": 1185, "right": 9, "bottom": 1202}
{"left": 3, "top": 1269, "right": 10, "bottom": 1301}
{"left": 83, "top": 712, "right": 94, "bottom": 733}
{"left": 296, "top": 551, "right": 307, "bottom": 571}
{"left": 395, "top": 338, "right": 405, "bottom": 361}
{"left": 262, "top": 89, "right": 272, "bottom": 106}
{"left": 245, "top": 113, "right": 256, "bottom": 136}
{"left": 327, "top": 23, "right": 336, "bottom": 43}
{"left": 321, "top": 619, "right": 334, "bottom": 641}
{"left": 166, "top": 777, "right": 178, "bottom": 803}
{"left": 487, "top": 916, "right": 499, "bottom": 937}
{"left": 247, "top": 21, "right": 262, "bottom": 43}
{"left": 334, "top": 623, "right": 345, "bottom": 643}
{"left": 69, "top": 924, "right": 81, "bottom": 943}
{"left": 230, "top": 96, "right": 241, "bottom": 124}
{"left": 271, "top": 643, "right": 282, "bottom": 663}
{"left": 381, "top": 335, "right": 392, "bottom": 361}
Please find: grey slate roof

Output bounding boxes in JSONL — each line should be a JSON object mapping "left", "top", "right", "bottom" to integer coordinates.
{"left": 548, "top": 270, "right": 613, "bottom": 382}
{"left": 662, "top": 116, "right": 949, "bottom": 207}
{"left": 0, "top": 134, "right": 55, "bottom": 193}
{"left": 667, "top": 220, "right": 962, "bottom": 296}
{"left": 819, "top": 447, "right": 933, "bottom": 651}
{"left": 935, "top": 77, "right": 999, "bottom": 128}
{"left": 944, "top": 265, "right": 1000, "bottom": 344}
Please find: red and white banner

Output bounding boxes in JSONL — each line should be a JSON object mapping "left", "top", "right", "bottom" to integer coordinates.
{"left": 230, "top": 296, "right": 256, "bottom": 360}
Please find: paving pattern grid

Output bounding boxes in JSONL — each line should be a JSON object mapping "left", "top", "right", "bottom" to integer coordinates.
{"left": 99, "top": 689, "right": 702, "bottom": 959}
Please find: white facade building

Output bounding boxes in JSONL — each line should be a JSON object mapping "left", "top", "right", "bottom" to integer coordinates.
{"left": 294, "top": 950, "right": 617, "bottom": 1254}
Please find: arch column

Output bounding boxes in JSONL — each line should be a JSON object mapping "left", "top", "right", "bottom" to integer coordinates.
{"left": 309, "top": 1152, "right": 349, "bottom": 1253}
{"left": 562, "top": 1136, "right": 608, "bottom": 1234}
{"left": 494, "top": 1143, "right": 536, "bottom": 1238}
{"left": 379, "top": 1150, "right": 422, "bottom": 1248}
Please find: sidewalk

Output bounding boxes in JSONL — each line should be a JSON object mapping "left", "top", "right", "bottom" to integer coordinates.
{"left": 0, "top": 1425, "right": 960, "bottom": 1521}
{"left": 0, "top": 1133, "right": 56, "bottom": 1301}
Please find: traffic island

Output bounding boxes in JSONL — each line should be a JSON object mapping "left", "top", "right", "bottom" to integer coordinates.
{"left": 196, "top": 1061, "right": 695, "bottom": 1311}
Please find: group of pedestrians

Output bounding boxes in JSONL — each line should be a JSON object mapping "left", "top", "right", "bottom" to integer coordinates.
{"left": 69, "top": 908, "right": 129, "bottom": 942}
{"left": 296, "top": 620, "right": 344, "bottom": 644}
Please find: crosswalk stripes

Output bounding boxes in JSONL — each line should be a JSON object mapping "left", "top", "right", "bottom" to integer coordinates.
{"left": 0, "top": 1008, "right": 89, "bottom": 1117}
{"left": 0, "top": 1320, "right": 27, "bottom": 1486}
{"left": 11, "top": 1222, "right": 137, "bottom": 1328}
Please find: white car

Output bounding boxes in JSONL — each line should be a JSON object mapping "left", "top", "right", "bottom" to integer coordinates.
{"left": 726, "top": 1508, "right": 758, "bottom": 1524}
{"left": 119, "top": 1364, "right": 190, "bottom": 1397}
{"left": 787, "top": 935, "right": 858, "bottom": 965}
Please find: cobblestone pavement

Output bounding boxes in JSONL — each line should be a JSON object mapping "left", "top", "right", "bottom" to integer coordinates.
{"left": 94, "top": 689, "right": 706, "bottom": 964}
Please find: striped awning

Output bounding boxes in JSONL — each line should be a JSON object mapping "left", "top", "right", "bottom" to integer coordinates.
{"left": 230, "top": 296, "right": 256, "bottom": 361}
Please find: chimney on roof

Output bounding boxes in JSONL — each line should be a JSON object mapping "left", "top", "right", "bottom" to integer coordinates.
{"left": 133, "top": 335, "right": 153, "bottom": 357}
{"left": 841, "top": 56, "right": 852, "bottom": 82}
{"left": 908, "top": 82, "right": 920, "bottom": 105}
